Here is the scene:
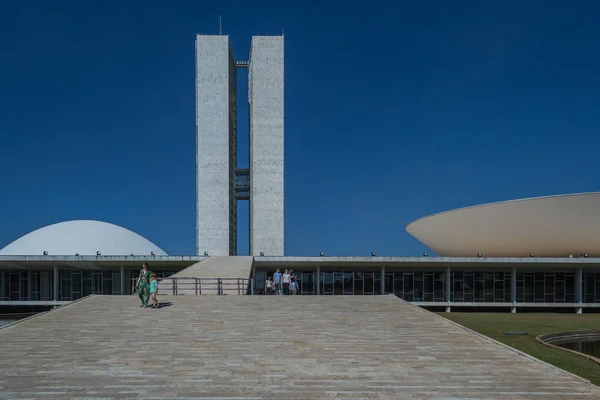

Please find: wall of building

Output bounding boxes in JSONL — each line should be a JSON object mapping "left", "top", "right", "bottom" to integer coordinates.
{"left": 0, "top": 268, "right": 182, "bottom": 301}
{"left": 248, "top": 36, "right": 285, "bottom": 256}
{"left": 2, "top": 264, "right": 600, "bottom": 306}
{"left": 252, "top": 266, "right": 599, "bottom": 307}
{"left": 196, "top": 35, "right": 237, "bottom": 256}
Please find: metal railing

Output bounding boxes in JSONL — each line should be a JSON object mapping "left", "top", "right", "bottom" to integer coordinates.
{"left": 161, "top": 277, "right": 253, "bottom": 296}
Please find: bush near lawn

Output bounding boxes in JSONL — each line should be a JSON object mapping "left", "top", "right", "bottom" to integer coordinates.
{"left": 439, "top": 312, "right": 600, "bottom": 386}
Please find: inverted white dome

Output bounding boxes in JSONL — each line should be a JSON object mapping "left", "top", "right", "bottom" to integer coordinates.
{"left": 0, "top": 220, "right": 167, "bottom": 256}
{"left": 406, "top": 192, "right": 600, "bottom": 257}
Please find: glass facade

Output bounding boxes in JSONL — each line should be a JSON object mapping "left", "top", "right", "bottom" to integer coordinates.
{"left": 255, "top": 270, "right": 315, "bottom": 295}
{"left": 390, "top": 271, "right": 445, "bottom": 301}
{"left": 584, "top": 272, "right": 600, "bottom": 303}
{"left": 321, "top": 271, "right": 383, "bottom": 295}
{"left": 451, "top": 271, "right": 510, "bottom": 302}
{"left": 0, "top": 268, "right": 181, "bottom": 301}
{"left": 517, "top": 272, "right": 575, "bottom": 303}
{"left": 0, "top": 267, "right": 596, "bottom": 304}
{"left": 255, "top": 269, "right": 592, "bottom": 304}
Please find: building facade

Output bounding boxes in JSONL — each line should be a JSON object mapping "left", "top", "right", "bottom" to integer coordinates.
{"left": 248, "top": 36, "right": 285, "bottom": 258}
{"left": 0, "top": 256, "right": 199, "bottom": 304}
{"left": 2, "top": 256, "right": 600, "bottom": 314}
{"left": 196, "top": 34, "right": 284, "bottom": 257}
{"left": 250, "top": 257, "right": 600, "bottom": 313}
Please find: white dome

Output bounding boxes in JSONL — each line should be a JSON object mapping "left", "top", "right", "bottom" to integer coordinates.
{"left": 0, "top": 220, "right": 168, "bottom": 256}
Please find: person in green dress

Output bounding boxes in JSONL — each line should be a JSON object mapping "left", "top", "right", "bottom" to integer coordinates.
{"left": 135, "top": 262, "right": 152, "bottom": 307}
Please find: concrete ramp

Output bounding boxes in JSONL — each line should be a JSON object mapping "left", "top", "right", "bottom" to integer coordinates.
{"left": 158, "top": 256, "right": 253, "bottom": 295}
{"left": 3, "top": 295, "right": 600, "bottom": 399}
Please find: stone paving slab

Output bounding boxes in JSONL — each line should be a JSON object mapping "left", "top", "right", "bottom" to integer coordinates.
{"left": 1, "top": 295, "right": 600, "bottom": 399}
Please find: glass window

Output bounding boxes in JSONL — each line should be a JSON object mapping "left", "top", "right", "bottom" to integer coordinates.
{"left": 403, "top": 274, "right": 413, "bottom": 301}
{"left": 301, "top": 272, "right": 314, "bottom": 295}
{"left": 474, "top": 273, "right": 484, "bottom": 302}
{"left": 72, "top": 271, "right": 82, "bottom": 299}
{"left": 255, "top": 270, "right": 267, "bottom": 295}
{"left": 20, "top": 274, "right": 28, "bottom": 301}
{"left": 413, "top": 278, "right": 423, "bottom": 301}
{"left": 555, "top": 281, "right": 565, "bottom": 302}
{"left": 535, "top": 272, "right": 544, "bottom": 281}
{"left": 434, "top": 279, "right": 444, "bottom": 301}
{"left": 112, "top": 271, "right": 121, "bottom": 296}
{"left": 322, "top": 271, "right": 333, "bottom": 294}
{"left": 544, "top": 274, "right": 555, "bottom": 303}
{"left": 484, "top": 273, "right": 494, "bottom": 302}
{"left": 423, "top": 272, "right": 434, "bottom": 302}
{"left": 364, "top": 271, "right": 374, "bottom": 294}
{"left": 504, "top": 274, "right": 511, "bottom": 302}
{"left": 92, "top": 272, "right": 103, "bottom": 295}
{"left": 0, "top": 271, "right": 8, "bottom": 300}
{"left": 9, "top": 271, "right": 20, "bottom": 301}
{"left": 334, "top": 272, "right": 343, "bottom": 295}
{"left": 343, "top": 272, "right": 353, "bottom": 295}
{"left": 524, "top": 273, "right": 535, "bottom": 303}
{"left": 103, "top": 270, "right": 113, "bottom": 295}
{"left": 384, "top": 272, "right": 394, "bottom": 294}
{"left": 565, "top": 273, "right": 575, "bottom": 296}
{"left": 464, "top": 273, "right": 474, "bottom": 295}
{"left": 354, "top": 272, "right": 363, "bottom": 295}
{"left": 535, "top": 281, "right": 545, "bottom": 302}
{"left": 453, "top": 280, "right": 463, "bottom": 302}
{"left": 516, "top": 278, "right": 524, "bottom": 302}
{"left": 60, "top": 270, "right": 72, "bottom": 301}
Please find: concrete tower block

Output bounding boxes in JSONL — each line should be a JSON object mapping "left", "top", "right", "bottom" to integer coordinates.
{"left": 248, "top": 36, "right": 284, "bottom": 256}
{"left": 196, "top": 35, "right": 237, "bottom": 256}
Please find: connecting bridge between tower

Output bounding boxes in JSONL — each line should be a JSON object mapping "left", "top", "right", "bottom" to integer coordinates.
{"left": 235, "top": 169, "right": 250, "bottom": 200}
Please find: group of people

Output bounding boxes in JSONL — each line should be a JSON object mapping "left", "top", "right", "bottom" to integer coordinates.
{"left": 265, "top": 268, "right": 299, "bottom": 295}
{"left": 135, "top": 262, "right": 160, "bottom": 308}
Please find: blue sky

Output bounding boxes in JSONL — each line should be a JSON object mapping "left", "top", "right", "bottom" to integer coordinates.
{"left": 1, "top": 0, "right": 599, "bottom": 256}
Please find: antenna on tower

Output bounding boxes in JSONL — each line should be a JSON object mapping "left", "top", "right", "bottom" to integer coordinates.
{"left": 219, "top": 15, "right": 222, "bottom": 35}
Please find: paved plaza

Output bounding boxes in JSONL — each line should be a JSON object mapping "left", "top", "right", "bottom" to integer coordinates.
{"left": 1, "top": 295, "right": 600, "bottom": 399}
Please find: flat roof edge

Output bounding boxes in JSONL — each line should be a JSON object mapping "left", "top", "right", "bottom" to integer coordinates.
{"left": 253, "top": 256, "right": 600, "bottom": 263}
{"left": 0, "top": 255, "right": 207, "bottom": 262}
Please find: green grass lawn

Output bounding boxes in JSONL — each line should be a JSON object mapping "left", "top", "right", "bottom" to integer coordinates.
{"left": 438, "top": 312, "right": 600, "bottom": 386}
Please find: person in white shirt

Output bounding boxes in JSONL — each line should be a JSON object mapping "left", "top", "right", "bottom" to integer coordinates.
{"left": 265, "top": 277, "right": 274, "bottom": 295}
{"left": 282, "top": 270, "right": 291, "bottom": 295}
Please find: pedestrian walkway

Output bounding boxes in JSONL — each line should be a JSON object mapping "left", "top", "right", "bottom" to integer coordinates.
{"left": 1, "top": 295, "right": 600, "bottom": 399}
{"left": 157, "top": 256, "right": 252, "bottom": 295}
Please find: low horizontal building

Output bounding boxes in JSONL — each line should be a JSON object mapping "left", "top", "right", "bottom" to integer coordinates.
{"left": 2, "top": 193, "right": 600, "bottom": 313}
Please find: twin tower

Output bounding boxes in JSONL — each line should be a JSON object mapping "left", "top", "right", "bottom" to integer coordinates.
{"left": 195, "top": 34, "right": 284, "bottom": 257}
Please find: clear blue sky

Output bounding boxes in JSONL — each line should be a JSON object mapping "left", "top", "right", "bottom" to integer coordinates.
{"left": 1, "top": 0, "right": 599, "bottom": 256}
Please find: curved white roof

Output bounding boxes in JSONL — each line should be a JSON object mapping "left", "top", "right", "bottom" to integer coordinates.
{"left": 0, "top": 220, "right": 167, "bottom": 256}
{"left": 406, "top": 192, "right": 600, "bottom": 257}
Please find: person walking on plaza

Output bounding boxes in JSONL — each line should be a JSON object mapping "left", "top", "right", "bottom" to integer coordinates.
{"left": 282, "top": 269, "right": 291, "bottom": 295}
{"left": 135, "top": 262, "right": 152, "bottom": 307}
{"left": 149, "top": 273, "right": 160, "bottom": 308}
{"left": 273, "top": 268, "right": 282, "bottom": 295}
{"left": 289, "top": 269, "right": 297, "bottom": 294}
{"left": 265, "top": 276, "right": 274, "bottom": 295}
